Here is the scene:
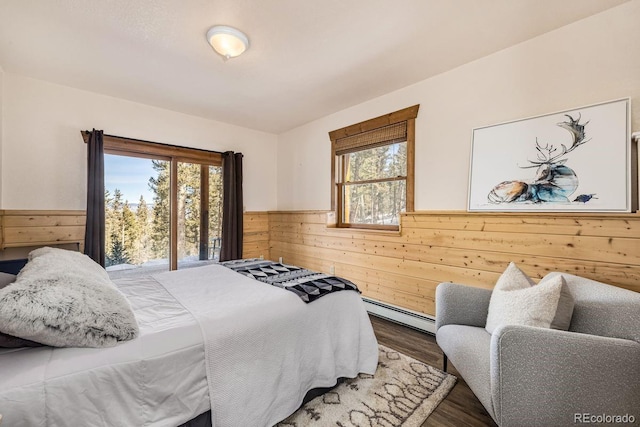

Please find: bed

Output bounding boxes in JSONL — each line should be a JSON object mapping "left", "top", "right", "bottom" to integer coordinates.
{"left": 0, "top": 252, "right": 379, "bottom": 427}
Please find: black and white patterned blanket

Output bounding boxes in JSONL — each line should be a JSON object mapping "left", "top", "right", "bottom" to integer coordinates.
{"left": 220, "top": 259, "right": 360, "bottom": 303}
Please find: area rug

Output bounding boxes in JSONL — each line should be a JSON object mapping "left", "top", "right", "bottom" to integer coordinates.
{"left": 277, "top": 345, "right": 457, "bottom": 427}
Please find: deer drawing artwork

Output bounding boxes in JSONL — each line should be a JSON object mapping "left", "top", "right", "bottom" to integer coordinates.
{"left": 487, "top": 113, "right": 594, "bottom": 204}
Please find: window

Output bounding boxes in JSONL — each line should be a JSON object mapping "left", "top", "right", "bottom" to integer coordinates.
{"left": 103, "top": 136, "right": 222, "bottom": 271}
{"left": 329, "top": 105, "right": 419, "bottom": 230}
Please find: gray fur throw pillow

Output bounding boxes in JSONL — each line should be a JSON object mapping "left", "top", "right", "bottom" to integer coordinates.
{"left": 0, "top": 247, "right": 139, "bottom": 347}
{"left": 0, "top": 273, "right": 44, "bottom": 347}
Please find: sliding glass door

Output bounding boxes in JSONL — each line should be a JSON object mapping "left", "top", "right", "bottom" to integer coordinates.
{"left": 104, "top": 154, "right": 171, "bottom": 272}
{"left": 208, "top": 165, "right": 223, "bottom": 261}
{"left": 176, "top": 161, "right": 206, "bottom": 267}
{"left": 103, "top": 137, "right": 223, "bottom": 274}
{"left": 176, "top": 162, "right": 224, "bottom": 264}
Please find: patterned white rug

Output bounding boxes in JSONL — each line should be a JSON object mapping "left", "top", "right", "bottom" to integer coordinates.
{"left": 277, "top": 345, "right": 457, "bottom": 427}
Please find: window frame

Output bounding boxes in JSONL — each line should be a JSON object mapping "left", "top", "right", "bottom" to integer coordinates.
{"left": 101, "top": 135, "right": 222, "bottom": 270}
{"left": 329, "top": 105, "right": 419, "bottom": 231}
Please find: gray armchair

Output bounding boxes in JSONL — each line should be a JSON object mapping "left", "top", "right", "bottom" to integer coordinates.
{"left": 435, "top": 272, "right": 640, "bottom": 427}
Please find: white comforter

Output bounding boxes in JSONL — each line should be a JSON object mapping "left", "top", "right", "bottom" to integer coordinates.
{"left": 154, "top": 264, "right": 379, "bottom": 427}
{"left": 0, "top": 275, "right": 209, "bottom": 427}
{"left": 0, "top": 264, "right": 378, "bottom": 427}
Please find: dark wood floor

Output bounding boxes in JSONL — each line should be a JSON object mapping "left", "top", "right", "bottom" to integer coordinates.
{"left": 369, "top": 315, "right": 497, "bottom": 427}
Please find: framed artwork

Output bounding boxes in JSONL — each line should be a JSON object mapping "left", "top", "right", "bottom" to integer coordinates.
{"left": 468, "top": 98, "right": 631, "bottom": 212}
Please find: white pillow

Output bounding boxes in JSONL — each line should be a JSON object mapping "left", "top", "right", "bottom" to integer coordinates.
{"left": 485, "top": 262, "right": 564, "bottom": 334}
{"left": 539, "top": 273, "right": 575, "bottom": 331}
{"left": 0, "top": 247, "right": 139, "bottom": 347}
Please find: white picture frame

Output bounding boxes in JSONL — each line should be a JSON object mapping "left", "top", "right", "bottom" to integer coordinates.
{"left": 468, "top": 98, "right": 631, "bottom": 212}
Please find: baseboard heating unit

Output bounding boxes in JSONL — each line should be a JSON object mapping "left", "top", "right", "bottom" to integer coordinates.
{"left": 362, "top": 297, "right": 436, "bottom": 335}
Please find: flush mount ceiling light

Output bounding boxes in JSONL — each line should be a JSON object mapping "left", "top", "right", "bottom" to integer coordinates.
{"left": 206, "top": 25, "right": 249, "bottom": 60}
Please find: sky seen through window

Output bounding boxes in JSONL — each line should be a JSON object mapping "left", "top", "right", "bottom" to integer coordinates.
{"left": 105, "top": 154, "right": 156, "bottom": 206}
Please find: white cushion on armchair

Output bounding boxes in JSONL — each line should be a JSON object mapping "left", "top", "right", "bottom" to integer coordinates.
{"left": 485, "top": 262, "right": 574, "bottom": 334}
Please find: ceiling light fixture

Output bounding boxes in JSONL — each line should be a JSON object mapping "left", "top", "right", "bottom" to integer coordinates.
{"left": 206, "top": 25, "right": 249, "bottom": 60}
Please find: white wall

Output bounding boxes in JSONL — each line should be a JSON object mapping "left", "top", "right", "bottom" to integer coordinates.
{"left": 1, "top": 73, "right": 278, "bottom": 210}
{"left": 277, "top": 1, "right": 640, "bottom": 211}
{"left": 3, "top": 2, "right": 639, "bottom": 213}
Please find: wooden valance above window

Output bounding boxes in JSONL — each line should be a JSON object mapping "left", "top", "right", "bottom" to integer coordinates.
{"left": 329, "top": 105, "right": 419, "bottom": 143}
{"left": 334, "top": 121, "right": 408, "bottom": 156}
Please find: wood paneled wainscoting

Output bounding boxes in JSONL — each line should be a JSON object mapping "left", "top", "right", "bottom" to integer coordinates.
{"left": 269, "top": 210, "right": 640, "bottom": 317}
{"left": 1, "top": 209, "right": 637, "bottom": 318}
{"left": 0, "top": 210, "right": 270, "bottom": 263}
{"left": 242, "top": 211, "right": 270, "bottom": 259}
{"left": 0, "top": 210, "right": 86, "bottom": 251}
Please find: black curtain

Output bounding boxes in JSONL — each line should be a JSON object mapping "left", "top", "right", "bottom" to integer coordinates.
{"left": 84, "top": 129, "right": 105, "bottom": 267}
{"left": 220, "top": 151, "right": 244, "bottom": 261}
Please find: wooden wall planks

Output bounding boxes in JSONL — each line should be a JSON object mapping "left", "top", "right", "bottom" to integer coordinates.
{"left": 268, "top": 210, "right": 640, "bottom": 316}
{"left": 2, "top": 208, "right": 636, "bottom": 317}
{"left": 242, "top": 211, "right": 270, "bottom": 260}
{"left": 0, "top": 210, "right": 86, "bottom": 250}
{"left": 0, "top": 210, "right": 270, "bottom": 262}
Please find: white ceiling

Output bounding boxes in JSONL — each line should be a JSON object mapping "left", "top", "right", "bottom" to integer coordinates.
{"left": 0, "top": 0, "right": 629, "bottom": 134}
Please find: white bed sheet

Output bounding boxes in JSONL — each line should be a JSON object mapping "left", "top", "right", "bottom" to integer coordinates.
{"left": 0, "top": 275, "right": 209, "bottom": 427}
{"left": 0, "top": 263, "right": 379, "bottom": 427}
{"left": 154, "top": 264, "right": 379, "bottom": 427}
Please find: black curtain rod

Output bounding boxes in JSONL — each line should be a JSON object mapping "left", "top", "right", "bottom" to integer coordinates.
{"left": 81, "top": 130, "right": 225, "bottom": 156}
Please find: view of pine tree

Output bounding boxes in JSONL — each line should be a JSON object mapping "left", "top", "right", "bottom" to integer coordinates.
{"left": 176, "top": 163, "right": 224, "bottom": 261}
{"left": 105, "top": 189, "right": 130, "bottom": 266}
{"left": 105, "top": 189, "right": 114, "bottom": 264}
{"left": 208, "top": 166, "right": 223, "bottom": 255}
{"left": 177, "top": 162, "right": 201, "bottom": 260}
{"left": 344, "top": 142, "right": 407, "bottom": 225}
{"left": 104, "top": 156, "right": 224, "bottom": 268}
{"left": 148, "top": 160, "right": 170, "bottom": 261}
{"left": 105, "top": 186, "right": 162, "bottom": 267}
{"left": 121, "top": 202, "right": 139, "bottom": 262}
{"left": 135, "top": 195, "right": 151, "bottom": 263}
{"left": 108, "top": 239, "right": 129, "bottom": 266}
